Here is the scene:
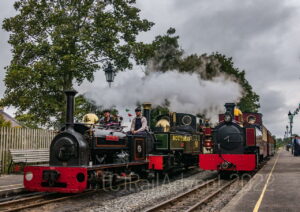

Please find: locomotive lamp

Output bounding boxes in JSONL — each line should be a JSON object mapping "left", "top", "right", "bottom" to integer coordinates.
{"left": 224, "top": 112, "right": 233, "bottom": 123}
{"left": 104, "top": 63, "right": 116, "bottom": 87}
{"left": 288, "top": 111, "right": 293, "bottom": 123}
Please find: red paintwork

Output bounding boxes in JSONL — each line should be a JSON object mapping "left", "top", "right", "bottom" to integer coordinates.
{"left": 147, "top": 155, "right": 163, "bottom": 170}
{"left": 246, "top": 128, "right": 255, "bottom": 146}
{"left": 106, "top": 135, "right": 119, "bottom": 141}
{"left": 199, "top": 154, "right": 256, "bottom": 171}
{"left": 24, "top": 166, "right": 88, "bottom": 193}
{"left": 243, "top": 113, "right": 263, "bottom": 126}
{"left": 204, "top": 127, "right": 212, "bottom": 135}
{"left": 219, "top": 114, "right": 224, "bottom": 122}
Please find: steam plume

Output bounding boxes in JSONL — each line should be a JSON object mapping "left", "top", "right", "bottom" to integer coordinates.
{"left": 81, "top": 70, "right": 242, "bottom": 121}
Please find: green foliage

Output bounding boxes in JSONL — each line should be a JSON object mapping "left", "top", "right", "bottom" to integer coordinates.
{"left": 2, "top": 0, "right": 153, "bottom": 128}
{"left": 0, "top": 114, "right": 12, "bottom": 127}
{"left": 74, "top": 95, "right": 119, "bottom": 123}
{"left": 146, "top": 28, "right": 183, "bottom": 72}
{"left": 150, "top": 100, "right": 170, "bottom": 129}
{"left": 15, "top": 113, "right": 39, "bottom": 128}
{"left": 74, "top": 95, "right": 103, "bottom": 122}
{"left": 147, "top": 28, "right": 260, "bottom": 112}
{"left": 212, "top": 53, "right": 260, "bottom": 112}
{"left": 276, "top": 137, "right": 289, "bottom": 148}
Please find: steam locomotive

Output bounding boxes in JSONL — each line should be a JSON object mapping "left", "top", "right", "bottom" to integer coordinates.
{"left": 24, "top": 91, "right": 202, "bottom": 193}
{"left": 199, "top": 103, "right": 276, "bottom": 173}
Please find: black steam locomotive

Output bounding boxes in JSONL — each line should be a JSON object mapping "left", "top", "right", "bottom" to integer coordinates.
{"left": 199, "top": 103, "right": 275, "bottom": 173}
{"left": 24, "top": 91, "right": 202, "bottom": 193}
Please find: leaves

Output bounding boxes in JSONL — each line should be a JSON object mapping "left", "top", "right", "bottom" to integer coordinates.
{"left": 0, "top": 114, "right": 12, "bottom": 127}
{"left": 2, "top": 0, "right": 154, "bottom": 128}
{"left": 145, "top": 29, "right": 260, "bottom": 113}
{"left": 212, "top": 53, "right": 260, "bottom": 112}
{"left": 74, "top": 95, "right": 103, "bottom": 122}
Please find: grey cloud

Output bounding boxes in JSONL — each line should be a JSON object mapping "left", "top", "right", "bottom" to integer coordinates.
{"left": 1, "top": 0, "right": 300, "bottom": 136}
{"left": 157, "top": 1, "right": 295, "bottom": 54}
{"left": 137, "top": 0, "right": 300, "bottom": 136}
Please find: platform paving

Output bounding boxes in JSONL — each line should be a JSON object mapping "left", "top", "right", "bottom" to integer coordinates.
{"left": 222, "top": 149, "right": 300, "bottom": 212}
{"left": 0, "top": 174, "right": 23, "bottom": 196}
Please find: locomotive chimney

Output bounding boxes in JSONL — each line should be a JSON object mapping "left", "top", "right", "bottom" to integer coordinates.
{"left": 65, "top": 90, "right": 77, "bottom": 129}
{"left": 142, "top": 103, "right": 152, "bottom": 129}
{"left": 224, "top": 103, "right": 236, "bottom": 117}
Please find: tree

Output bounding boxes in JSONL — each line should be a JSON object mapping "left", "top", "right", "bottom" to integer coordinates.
{"left": 2, "top": 0, "right": 154, "bottom": 128}
{"left": 146, "top": 28, "right": 260, "bottom": 112}
{"left": 146, "top": 28, "right": 183, "bottom": 72}
{"left": 0, "top": 114, "right": 12, "bottom": 127}
{"left": 149, "top": 99, "right": 170, "bottom": 129}
{"left": 15, "top": 114, "right": 38, "bottom": 128}
{"left": 212, "top": 53, "right": 260, "bottom": 112}
{"left": 74, "top": 95, "right": 103, "bottom": 122}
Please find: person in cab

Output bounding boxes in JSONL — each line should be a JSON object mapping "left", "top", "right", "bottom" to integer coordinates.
{"left": 234, "top": 106, "right": 243, "bottom": 126}
{"left": 130, "top": 107, "right": 148, "bottom": 135}
{"left": 82, "top": 113, "right": 99, "bottom": 125}
{"left": 100, "top": 109, "right": 115, "bottom": 125}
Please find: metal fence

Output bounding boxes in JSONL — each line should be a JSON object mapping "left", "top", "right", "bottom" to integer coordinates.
{"left": 0, "top": 127, "right": 55, "bottom": 173}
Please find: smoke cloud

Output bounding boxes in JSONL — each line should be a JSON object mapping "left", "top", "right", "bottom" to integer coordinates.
{"left": 82, "top": 70, "right": 242, "bottom": 122}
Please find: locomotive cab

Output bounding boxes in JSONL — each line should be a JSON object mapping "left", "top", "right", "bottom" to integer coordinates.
{"left": 149, "top": 112, "right": 202, "bottom": 171}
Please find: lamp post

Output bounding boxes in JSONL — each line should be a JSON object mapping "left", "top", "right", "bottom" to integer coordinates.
{"left": 288, "top": 111, "right": 293, "bottom": 137}
{"left": 284, "top": 125, "right": 289, "bottom": 143}
{"left": 104, "top": 63, "right": 115, "bottom": 87}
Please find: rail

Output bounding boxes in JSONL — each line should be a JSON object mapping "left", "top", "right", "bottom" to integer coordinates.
{"left": 145, "top": 177, "right": 238, "bottom": 212}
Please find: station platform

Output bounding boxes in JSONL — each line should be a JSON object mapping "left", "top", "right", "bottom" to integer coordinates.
{"left": 222, "top": 149, "right": 300, "bottom": 212}
{"left": 0, "top": 174, "right": 24, "bottom": 197}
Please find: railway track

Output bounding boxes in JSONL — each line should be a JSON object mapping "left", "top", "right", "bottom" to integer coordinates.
{"left": 145, "top": 158, "right": 270, "bottom": 212}
{"left": 145, "top": 177, "right": 238, "bottom": 212}
{"left": 0, "top": 180, "right": 142, "bottom": 212}
{"left": 0, "top": 168, "right": 204, "bottom": 212}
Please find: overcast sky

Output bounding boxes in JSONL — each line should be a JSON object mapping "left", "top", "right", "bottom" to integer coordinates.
{"left": 1, "top": 0, "right": 300, "bottom": 137}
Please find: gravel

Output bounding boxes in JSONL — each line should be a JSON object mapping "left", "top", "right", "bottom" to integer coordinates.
{"left": 87, "top": 170, "right": 217, "bottom": 212}
{"left": 195, "top": 177, "right": 251, "bottom": 212}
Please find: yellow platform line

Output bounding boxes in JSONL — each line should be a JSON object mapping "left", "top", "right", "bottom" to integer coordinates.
{"left": 253, "top": 152, "right": 280, "bottom": 212}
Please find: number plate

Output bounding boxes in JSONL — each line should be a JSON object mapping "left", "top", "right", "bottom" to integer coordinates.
{"left": 106, "top": 135, "right": 119, "bottom": 141}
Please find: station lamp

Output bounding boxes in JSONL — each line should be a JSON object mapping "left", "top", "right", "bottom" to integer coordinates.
{"left": 104, "top": 63, "right": 116, "bottom": 87}
{"left": 288, "top": 111, "right": 293, "bottom": 123}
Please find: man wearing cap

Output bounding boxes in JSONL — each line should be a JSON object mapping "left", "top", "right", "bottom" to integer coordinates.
{"left": 100, "top": 109, "right": 114, "bottom": 125}
{"left": 130, "top": 107, "right": 148, "bottom": 134}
